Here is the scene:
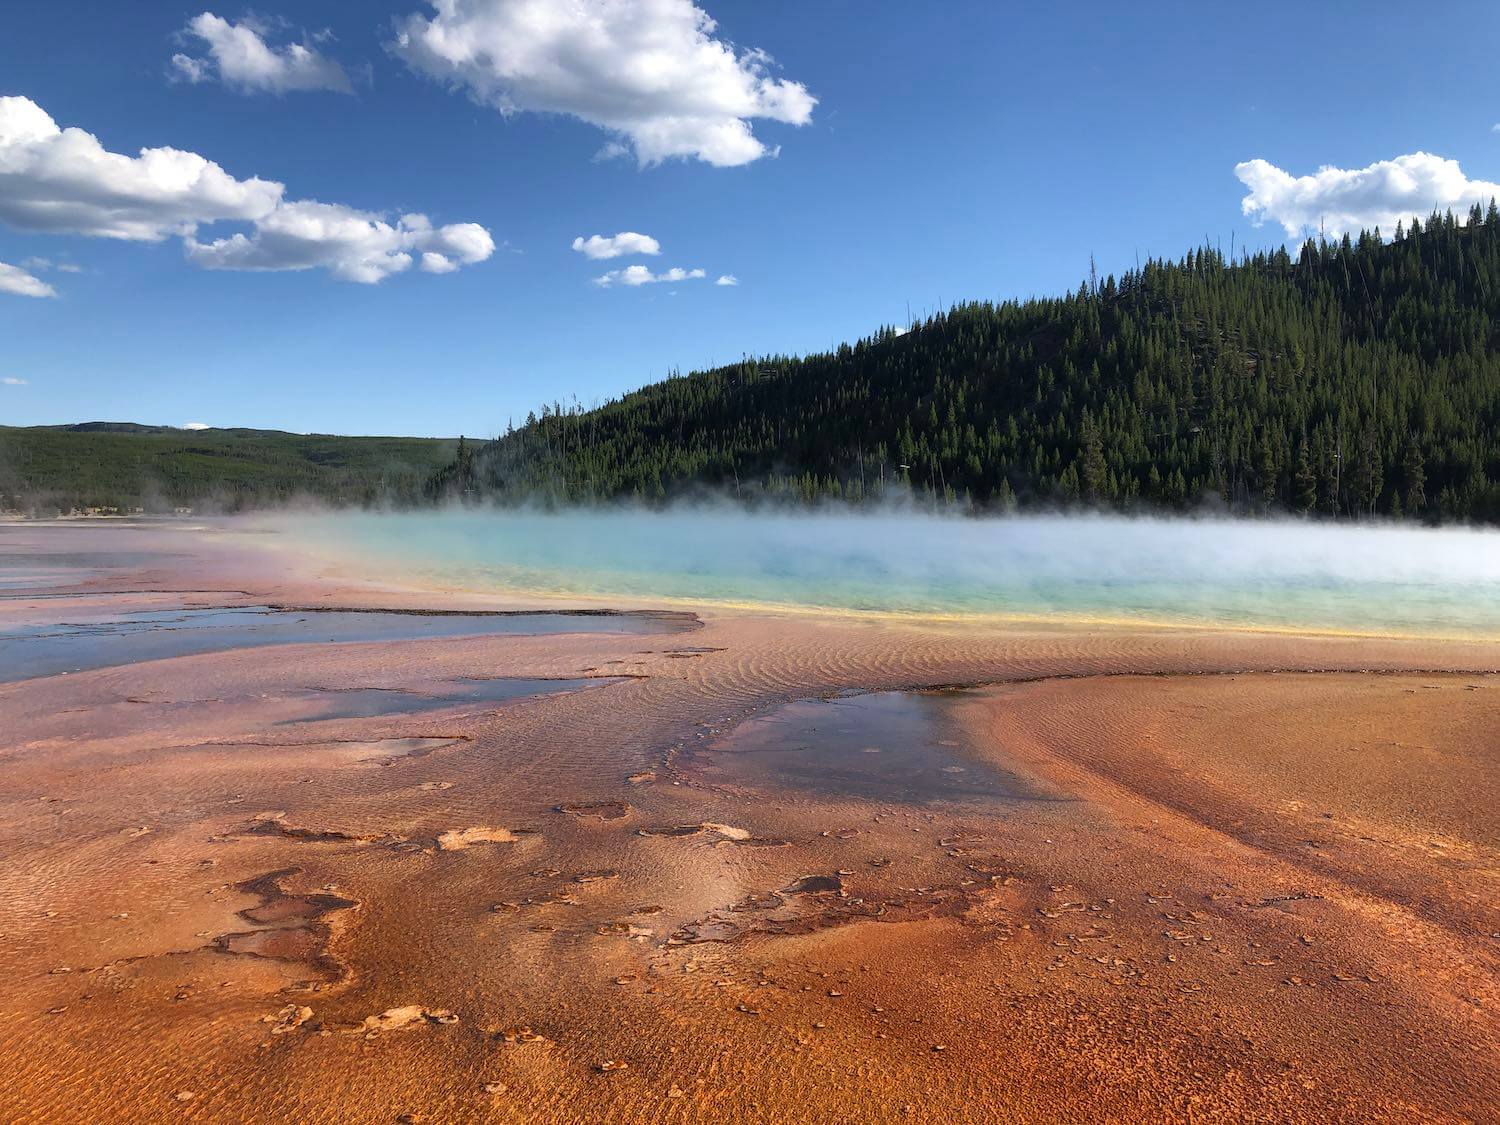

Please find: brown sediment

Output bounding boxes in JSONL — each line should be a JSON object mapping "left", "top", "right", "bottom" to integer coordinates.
{"left": 356, "top": 1005, "right": 460, "bottom": 1034}
{"left": 556, "top": 800, "right": 632, "bottom": 820}
{"left": 243, "top": 813, "right": 386, "bottom": 844}
{"left": 263, "top": 1002, "right": 314, "bottom": 1034}
{"left": 0, "top": 522, "right": 1496, "bottom": 1122}
{"left": 635, "top": 822, "right": 788, "bottom": 846}
{"left": 435, "top": 826, "right": 523, "bottom": 851}
{"left": 212, "top": 868, "right": 357, "bottom": 984}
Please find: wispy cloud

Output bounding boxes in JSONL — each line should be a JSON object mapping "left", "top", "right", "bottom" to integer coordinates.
{"left": 20, "top": 256, "right": 82, "bottom": 274}
{"left": 571, "top": 232, "right": 660, "bottom": 260}
{"left": 593, "top": 264, "right": 706, "bottom": 287}
{"left": 171, "top": 12, "right": 354, "bottom": 95}
{"left": 2, "top": 376, "right": 30, "bottom": 386}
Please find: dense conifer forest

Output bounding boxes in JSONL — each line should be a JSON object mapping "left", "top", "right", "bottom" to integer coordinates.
{"left": 437, "top": 207, "right": 1500, "bottom": 522}
{"left": 0, "top": 424, "right": 455, "bottom": 515}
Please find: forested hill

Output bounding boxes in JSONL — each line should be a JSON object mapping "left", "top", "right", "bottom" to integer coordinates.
{"left": 438, "top": 206, "right": 1500, "bottom": 522}
{"left": 0, "top": 424, "right": 456, "bottom": 514}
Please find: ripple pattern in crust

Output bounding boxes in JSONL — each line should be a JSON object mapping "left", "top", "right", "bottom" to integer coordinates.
{"left": 1, "top": 529, "right": 1498, "bottom": 1123}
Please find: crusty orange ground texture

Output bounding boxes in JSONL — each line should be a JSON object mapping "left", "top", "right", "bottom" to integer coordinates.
{"left": 0, "top": 522, "right": 1496, "bottom": 1123}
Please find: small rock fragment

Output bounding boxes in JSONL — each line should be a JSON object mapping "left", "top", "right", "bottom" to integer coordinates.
{"left": 265, "top": 1004, "right": 313, "bottom": 1034}
{"left": 359, "top": 1006, "right": 458, "bottom": 1033}
{"left": 437, "top": 827, "right": 517, "bottom": 851}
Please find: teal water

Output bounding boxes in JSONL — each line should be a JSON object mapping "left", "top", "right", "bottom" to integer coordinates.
{"left": 264, "top": 509, "right": 1500, "bottom": 639}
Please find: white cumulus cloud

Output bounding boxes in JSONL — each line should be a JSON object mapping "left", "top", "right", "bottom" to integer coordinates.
{"left": 186, "top": 202, "right": 495, "bottom": 284}
{"left": 714, "top": 273, "right": 737, "bottom": 286}
{"left": 390, "top": 0, "right": 816, "bottom": 167}
{"left": 0, "top": 260, "right": 56, "bottom": 298}
{"left": 571, "top": 231, "right": 660, "bottom": 259}
{"left": 3, "top": 376, "right": 31, "bottom": 385}
{"left": 0, "top": 94, "right": 282, "bottom": 241}
{"left": 171, "top": 12, "right": 354, "bottom": 95}
{"left": 1236, "top": 152, "right": 1500, "bottom": 240}
{"left": 593, "top": 264, "right": 705, "bottom": 287}
{"left": 0, "top": 96, "right": 493, "bottom": 283}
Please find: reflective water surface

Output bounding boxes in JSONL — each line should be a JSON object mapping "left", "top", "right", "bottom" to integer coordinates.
{"left": 704, "top": 691, "right": 1058, "bottom": 807}
{"left": 0, "top": 605, "right": 683, "bottom": 682}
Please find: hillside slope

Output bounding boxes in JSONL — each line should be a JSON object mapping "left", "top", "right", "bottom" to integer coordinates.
{"left": 439, "top": 208, "right": 1500, "bottom": 522}
{"left": 0, "top": 424, "right": 456, "bottom": 513}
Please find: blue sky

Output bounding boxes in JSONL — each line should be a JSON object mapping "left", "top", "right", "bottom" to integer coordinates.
{"left": 3, "top": 1, "right": 1499, "bottom": 437}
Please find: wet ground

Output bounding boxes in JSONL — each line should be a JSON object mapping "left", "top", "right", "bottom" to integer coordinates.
{"left": 0, "top": 550, "right": 194, "bottom": 570}
{"left": 699, "top": 690, "right": 1060, "bottom": 807}
{"left": 0, "top": 605, "right": 687, "bottom": 682}
{"left": 0, "top": 542, "right": 196, "bottom": 591}
{"left": 272, "top": 678, "right": 618, "bottom": 723}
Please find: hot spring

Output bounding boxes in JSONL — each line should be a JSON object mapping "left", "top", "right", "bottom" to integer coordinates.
{"left": 256, "top": 508, "right": 1500, "bottom": 639}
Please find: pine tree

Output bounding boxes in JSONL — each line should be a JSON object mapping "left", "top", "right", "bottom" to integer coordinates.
{"left": 1293, "top": 437, "right": 1318, "bottom": 513}
{"left": 1403, "top": 440, "right": 1427, "bottom": 514}
{"left": 1079, "top": 414, "right": 1108, "bottom": 501}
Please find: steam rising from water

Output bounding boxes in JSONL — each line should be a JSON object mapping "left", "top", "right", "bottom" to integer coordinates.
{"left": 263, "top": 508, "right": 1500, "bottom": 637}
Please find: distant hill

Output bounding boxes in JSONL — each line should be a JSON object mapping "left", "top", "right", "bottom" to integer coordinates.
{"left": 436, "top": 208, "right": 1500, "bottom": 523}
{"left": 0, "top": 424, "right": 457, "bottom": 514}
